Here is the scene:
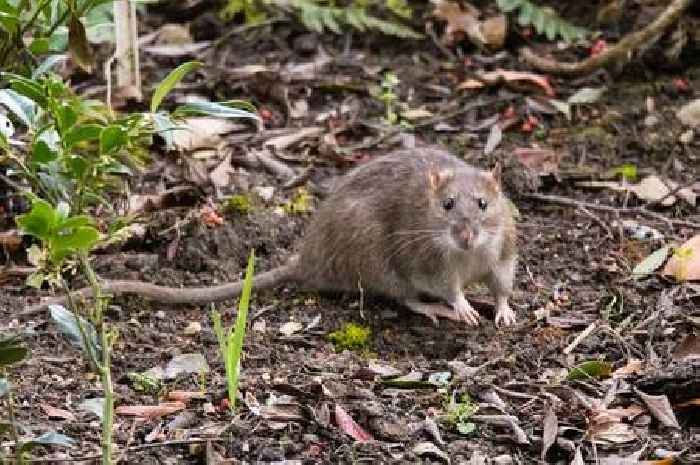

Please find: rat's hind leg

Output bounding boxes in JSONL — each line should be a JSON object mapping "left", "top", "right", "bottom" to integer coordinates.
{"left": 403, "top": 300, "right": 464, "bottom": 326}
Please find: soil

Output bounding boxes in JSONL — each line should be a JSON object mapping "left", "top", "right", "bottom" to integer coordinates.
{"left": 2, "top": 3, "right": 700, "bottom": 464}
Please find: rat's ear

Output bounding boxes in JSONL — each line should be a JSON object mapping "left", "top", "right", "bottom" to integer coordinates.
{"left": 428, "top": 167, "right": 454, "bottom": 192}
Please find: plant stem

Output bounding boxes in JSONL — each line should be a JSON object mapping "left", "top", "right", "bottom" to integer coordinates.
{"left": 5, "top": 380, "right": 23, "bottom": 465}
{"left": 80, "top": 254, "right": 113, "bottom": 465}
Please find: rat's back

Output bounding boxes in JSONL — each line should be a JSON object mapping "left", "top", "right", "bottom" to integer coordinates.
{"left": 295, "top": 147, "right": 462, "bottom": 297}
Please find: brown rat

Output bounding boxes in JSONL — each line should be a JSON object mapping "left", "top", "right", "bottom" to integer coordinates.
{"left": 24, "top": 147, "right": 518, "bottom": 326}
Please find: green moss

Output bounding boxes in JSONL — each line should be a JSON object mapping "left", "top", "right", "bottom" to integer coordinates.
{"left": 327, "top": 323, "right": 371, "bottom": 353}
{"left": 226, "top": 194, "right": 253, "bottom": 214}
{"left": 283, "top": 188, "right": 312, "bottom": 214}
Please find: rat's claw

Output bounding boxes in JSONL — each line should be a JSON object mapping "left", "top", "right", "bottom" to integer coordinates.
{"left": 453, "top": 298, "right": 480, "bottom": 326}
{"left": 494, "top": 304, "right": 517, "bottom": 327}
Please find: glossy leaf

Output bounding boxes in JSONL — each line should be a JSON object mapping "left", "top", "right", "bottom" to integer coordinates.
{"left": 0, "top": 335, "right": 28, "bottom": 367}
{"left": 150, "top": 61, "right": 201, "bottom": 113}
{"left": 49, "top": 304, "right": 100, "bottom": 355}
{"left": 15, "top": 199, "right": 58, "bottom": 241}
{"left": 567, "top": 360, "right": 613, "bottom": 380}
{"left": 632, "top": 246, "right": 670, "bottom": 279}
{"left": 64, "top": 124, "right": 102, "bottom": 148}
{"left": 20, "top": 432, "right": 77, "bottom": 453}
{"left": 32, "top": 140, "right": 58, "bottom": 164}
{"left": 0, "top": 378, "right": 9, "bottom": 397}
{"left": 99, "top": 125, "right": 127, "bottom": 154}
{"left": 0, "top": 88, "right": 37, "bottom": 127}
{"left": 174, "top": 101, "right": 261, "bottom": 122}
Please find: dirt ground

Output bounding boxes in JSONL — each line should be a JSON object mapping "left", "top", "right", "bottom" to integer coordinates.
{"left": 2, "top": 3, "right": 700, "bottom": 464}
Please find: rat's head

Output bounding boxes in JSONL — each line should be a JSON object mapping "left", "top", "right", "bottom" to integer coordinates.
{"left": 426, "top": 162, "right": 505, "bottom": 252}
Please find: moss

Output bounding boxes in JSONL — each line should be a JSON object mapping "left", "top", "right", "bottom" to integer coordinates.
{"left": 283, "top": 188, "right": 312, "bottom": 214}
{"left": 226, "top": 194, "right": 253, "bottom": 214}
{"left": 327, "top": 323, "right": 371, "bottom": 353}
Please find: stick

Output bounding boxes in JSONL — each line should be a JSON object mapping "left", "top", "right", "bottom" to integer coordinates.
{"left": 563, "top": 320, "right": 598, "bottom": 355}
{"left": 520, "top": 0, "right": 693, "bottom": 76}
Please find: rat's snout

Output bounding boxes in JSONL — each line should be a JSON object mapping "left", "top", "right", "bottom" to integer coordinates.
{"left": 452, "top": 224, "right": 479, "bottom": 249}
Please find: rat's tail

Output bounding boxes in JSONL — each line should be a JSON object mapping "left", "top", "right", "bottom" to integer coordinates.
{"left": 21, "top": 260, "right": 298, "bottom": 317}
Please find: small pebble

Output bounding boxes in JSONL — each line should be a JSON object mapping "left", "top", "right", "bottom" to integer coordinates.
{"left": 644, "top": 115, "right": 659, "bottom": 127}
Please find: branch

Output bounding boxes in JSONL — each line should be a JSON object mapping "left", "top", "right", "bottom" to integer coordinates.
{"left": 520, "top": 0, "right": 693, "bottom": 76}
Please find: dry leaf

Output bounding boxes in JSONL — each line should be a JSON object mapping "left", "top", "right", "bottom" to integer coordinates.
{"left": 334, "top": 404, "right": 373, "bottom": 442}
{"left": 636, "top": 390, "right": 681, "bottom": 429}
{"left": 68, "top": 14, "right": 94, "bottom": 73}
{"left": 541, "top": 403, "right": 558, "bottom": 460}
{"left": 115, "top": 401, "right": 186, "bottom": 419}
{"left": 672, "top": 334, "right": 700, "bottom": 362}
{"left": 41, "top": 404, "right": 76, "bottom": 421}
{"left": 209, "top": 153, "right": 235, "bottom": 189}
{"left": 458, "top": 69, "right": 555, "bottom": 96}
{"left": 513, "top": 147, "right": 561, "bottom": 175}
{"left": 279, "top": 321, "right": 303, "bottom": 336}
{"left": 264, "top": 127, "right": 324, "bottom": 151}
{"left": 0, "top": 230, "right": 22, "bottom": 250}
{"left": 200, "top": 206, "right": 224, "bottom": 227}
{"left": 142, "top": 42, "right": 211, "bottom": 57}
{"left": 431, "top": 0, "right": 506, "bottom": 49}
{"left": 171, "top": 117, "right": 247, "bottom": 152}
{"left": 612, "top": 359, "right": 644, "bottom": 378}
{"left": 167, "top": 391, "right": 206, "bottom": 402}
{"left": 662, "top": 234, "right": 700, "bottom": 281}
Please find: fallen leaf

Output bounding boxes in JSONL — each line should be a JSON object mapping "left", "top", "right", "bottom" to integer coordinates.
{"left": 264, "top": 127, "right": 324, "bottom": 151}
{"left": 209, "top": 153, "right": 235, "bottom": 189}
{"left": 0, "top": 230, "right": 22, "bottom": 250}
{"left": 164, "top": 353, "right": 209, "bottom": 380}
{"left": 568, "top": 87, "right": 606, "bottom": 104}
{"left": 412, "top": 442, "right": 449, "bottom": 462}
{"left": 334, "top": 404, "right": 373, "bottom": 442}
{"left": 481, "top": 15, "right": 507, "bottom": 49}
{"left": 167, "top": 391, "right": 206, "bottom": 402}
{"left": 662, "top": 235, "right": 700, "bottom": 281}
{"left": 676, "top": 98, "right": 700, "bottom": 127}
{"left": 431, "top": 0, "right": 506, "bottom": 49}
{"left": 115, "top": 402, "right": 186, "bottom": 419}
{"left": 78, "top": 398, "right": 105, "bottom": 420}
{"left": 484, "top": 123, "right": 502, "bottom": 155}
{"left": 41, "top": 404, "right": 76, "bottom": 421}
{"left": 636, "top": 390, "right": 681, "bottom": 429}
{"left": 402, "top": 108, "right": 434, "bottom": 121}
{"left": 200, "top": 206, "right": 224, "bottom": 227}
{"left": 672, "top": 334, "right": 700, "bottom": 362}
{"left": 142, "top": 42, "right": 211, "bottom": 57}
{"left": 279, "top": 321, "right": 303, "bottom": 336}
{"left": 567, "top": 360, "right": 612, "bottom": 380}
{"left": 599, "top": 449, "right": 643, "bottom": 465}
{"left": 612, "top": 359, "right": 644, "bottom": 378}
{"left": 633, "top": 246, "right": 670, "bottom": 279}
{"left": 588, "top": 419, "right": 637, "bottom": 444}
{"left": 170, "top": 117, "right": 247, "bottom": 152}
{"left": 513, "top": 147, "right": 560, "bottom": 175}
{"left": 458, "top": 69, "right": 555, "bottom": 96}
{"left": 260, "top": 403, "right": 305, "bottom": 422}
{"left": 541, "top": 403, "right": 558, "bottom": 460}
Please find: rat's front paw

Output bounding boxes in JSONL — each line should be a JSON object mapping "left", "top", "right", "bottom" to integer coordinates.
{"left": 494, "top": 304, "right": 516, "bottom": 327}
{"left": 453, "top": 298, "right": 480, "bottom": 326}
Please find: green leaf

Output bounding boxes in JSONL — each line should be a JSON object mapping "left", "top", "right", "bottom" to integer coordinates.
{"left": 55, "top": 103, "right": 77, "bottom": 133}
{"left": 15, "top": 199, "right": 58, "bottom": 241}
{"left": 173, "top": 101, "right": 260, "bottom": 123}
{"left": 0, "top": 378, "right": 9, "bottom": 397}
{"left": 150, "top": 61, "right": 201, "bottom": 113}
{"left": 20, "top": 432, "right": 77, "bottom": 453}
{"left": 567, "top": 360, "right": 612, "bottom": 380}
{"left": 52, "top": 225, "right": 100, "bottom": 256}
{"left": 0, "top": 88, "right": 37, "bottom": 127}
{"left": 64, "top": 124, "right": 102, "bottom": 148}
{"left": 68, "top": 13, "right": 95, "bottom": 73}
{"left": 29, "top": 37, "right": 50, "bottom": 54}
{"left": 66, "top": 155, "right": 89, "bottom": 179}
{"left": 57, "top": 215, "right": 94, "bottom": 230}
{"left": 548, "top": 99, "right": 571, "bottom": 120}
{"left": 32, "top": 140, "right": 58, "bottom": 164}
{"left": 99, "top": 125, "right": 127, "bottom": 154}
{"left": 608, "top": 163, "right": 637, "bottom": 182}
{"left": 632, "top": 245, "right": 670, "bottom": 279}
{"left": 0, "top": 335, "right": 28, "bottom": 367}
{"left": 6, "top": 74, "right": 46, "bottom": 107}
{"left": 544, "top": 16, "right": 557, "bottom": 41}
{"left": 496, "top": 0, "right": 522, "bottom": 13}
{"left": 49, "top": 304, "right": 101, "bottom": 355}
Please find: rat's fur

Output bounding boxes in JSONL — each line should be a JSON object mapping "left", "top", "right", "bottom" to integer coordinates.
{"left": 24, "top": 147, "right": 517, "bottom": 325}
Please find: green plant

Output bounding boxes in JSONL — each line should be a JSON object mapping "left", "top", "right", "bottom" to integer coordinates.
{"left": 378, "top": 71, "right": 399, "bottom": 125}
{"left": 221, "top": 0, "right": 421, "bottom": 38}
{"left": 496, "top": 0, "right": 587, "bottom": 43}
{"left": 327, "top": 322, "right": 371, "bottom": 352}
{"left": 0, "top": 0, "right": 115, "bottom": 72}
{"left": 211, "top": 250, "right": 255, "bottom": 412}
{"left": 442, "top": 392, "right": 478, "bottom": 435}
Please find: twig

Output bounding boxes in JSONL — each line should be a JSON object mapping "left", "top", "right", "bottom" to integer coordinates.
{"left": 521, "top": 0, "right": 693, "bottom": 76}
{"left": 5, "top": 438, "right": 225, "bottom": 463}
{"left": 576, "top": 206, "right": 613, "bottom": 240}
{"left": 523, "top": 193, "right": 700, "bottom": 230}
{"left": 563, "top": 320, "right": 598, "bottom": 355}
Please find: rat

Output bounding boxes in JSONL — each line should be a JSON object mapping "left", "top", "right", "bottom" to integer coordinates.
{"left": 23, "top": 147, "right": 518, "bottom": 326}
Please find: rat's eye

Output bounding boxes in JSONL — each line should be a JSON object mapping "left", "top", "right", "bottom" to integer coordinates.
{"left": 442, "top": 197, "right": 456, "bottom": 211}
{"left": 477, "top": 198, "right": 488, "bottom": 211}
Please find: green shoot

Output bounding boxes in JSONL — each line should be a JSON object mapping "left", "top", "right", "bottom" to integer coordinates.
{"left": 211, "top": 250, "right": 255, "bottom": 411}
